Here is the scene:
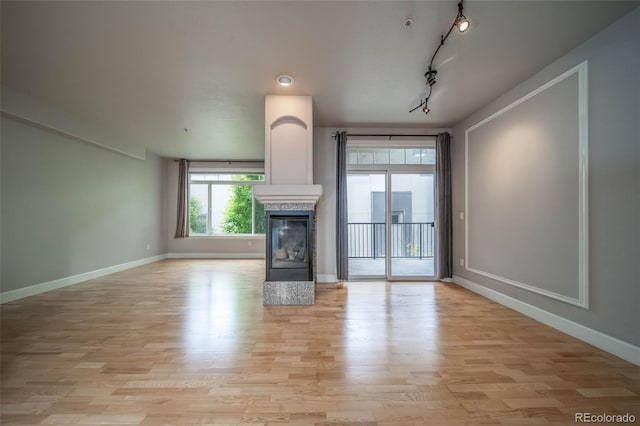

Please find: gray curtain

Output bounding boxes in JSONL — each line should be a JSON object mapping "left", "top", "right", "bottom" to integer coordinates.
{"left": 174, "top": 159, "right": 190, "bottom": 238}
{"left": 335, "top": 131, "right": 349, "bottom": 280}
{"left": 436, "top": 132, "right": 453, "bottom": 279}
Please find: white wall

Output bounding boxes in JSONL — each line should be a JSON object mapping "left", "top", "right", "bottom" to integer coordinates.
{"left": 1, "top": 115, "right": 167, "bottom": 293}
{"left": 451, "top": 7, "right": 640, "bottom": 347}
{"left": 346, "top": 174, "right": 434, "bottom": 223}
{"left": 346, "top": 174, "right": 383, "bottom": 222}
{"left": 266, "top": 96, "right": 313, "bottom": 185}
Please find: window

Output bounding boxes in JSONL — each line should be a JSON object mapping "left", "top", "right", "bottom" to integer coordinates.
{"left": 189, "top": 173, "right": 265, "bottom": 235}
{"left": 347, "top": 146, "right": 436, "bottom": 166}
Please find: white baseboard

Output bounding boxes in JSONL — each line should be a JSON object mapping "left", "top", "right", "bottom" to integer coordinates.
{"left": 452, "top": 275, "right": 640, "bottom": 367}
{"left": 316, "top": 274, "right": 338, "bottom": 283}
{"left": 167, "top": 252, "right": 265, "bottom": 259}
{"left": 0, "top": 254, "right": 167, "bottom": 304}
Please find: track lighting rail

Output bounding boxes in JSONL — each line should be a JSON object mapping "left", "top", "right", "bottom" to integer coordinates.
{"left": 410, "top": 0, "right": 470, "bottom": 115}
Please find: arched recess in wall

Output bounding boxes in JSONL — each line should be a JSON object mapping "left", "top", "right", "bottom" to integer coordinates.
{"left": 269, "top": 115, "right": 309, "bottom": 185}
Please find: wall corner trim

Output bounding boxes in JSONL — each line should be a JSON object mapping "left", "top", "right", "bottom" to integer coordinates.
{"left": 452, "top": 275, "right": 640, "bottom": 367}
{"left": 0, "top": 254, "right": 168, "bottom": 304}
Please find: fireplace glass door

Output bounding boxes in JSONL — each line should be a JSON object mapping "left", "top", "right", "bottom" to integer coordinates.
{"left": 266, "top": 211, "right": 313, "bottom": 281}
{"left": 271, "top": 218, "right": 308, "bottom": 269}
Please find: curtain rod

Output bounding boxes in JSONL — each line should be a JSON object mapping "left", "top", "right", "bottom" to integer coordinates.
{"left": 332, "top": 133, "right": 439, "bottom": 138}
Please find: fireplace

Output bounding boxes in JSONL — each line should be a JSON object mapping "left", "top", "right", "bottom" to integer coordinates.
{"left": 266, "top": 210, "right": 313, "bottom": 281}
{"left": 253, "top": 95, "right": 322, "bottom": 305}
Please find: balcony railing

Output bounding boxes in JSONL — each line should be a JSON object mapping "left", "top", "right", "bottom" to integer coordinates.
{"left": 348, "top": 222, "right": 435, "bottom": 259}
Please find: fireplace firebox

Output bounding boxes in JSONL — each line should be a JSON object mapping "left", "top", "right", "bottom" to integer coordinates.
{"left": 266, "top": 210, "right": 313, "bottom": 281}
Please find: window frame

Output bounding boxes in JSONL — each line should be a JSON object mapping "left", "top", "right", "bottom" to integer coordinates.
{"left": 188, "top": 172, "right": 265, "bottom": 236}
{"left": 346, "top": 138, "right": 437, "bottom": 173}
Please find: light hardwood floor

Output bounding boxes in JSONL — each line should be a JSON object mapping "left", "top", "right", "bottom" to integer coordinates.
{"left": 1, "top": 259, "right": 639, "bottom": 425}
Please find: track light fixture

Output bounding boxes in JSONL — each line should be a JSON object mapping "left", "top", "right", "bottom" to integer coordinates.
{"left": 455, "top": 1, "right": 470, "bottom": 32}
{"left": 409, "top": 0, "right": 470, "bottom": 115}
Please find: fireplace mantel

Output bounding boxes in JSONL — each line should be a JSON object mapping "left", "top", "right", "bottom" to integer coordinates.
{"left": 254, "top": 184, "right": 322, "bottom": 206}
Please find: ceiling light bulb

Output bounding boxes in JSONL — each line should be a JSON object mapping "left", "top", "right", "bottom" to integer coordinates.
{"left": 276, "top": 74, "right": 294, "bottom": 87}
{"left": 456, "top": 16, "right": 470, "bottom": 32}
{"left": 422, "top": 104, "right": 430, "bottom": 115}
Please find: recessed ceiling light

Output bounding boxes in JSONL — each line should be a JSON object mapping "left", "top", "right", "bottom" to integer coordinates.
{"left": 276, "top": 74, "right": 294, "bottom": 87}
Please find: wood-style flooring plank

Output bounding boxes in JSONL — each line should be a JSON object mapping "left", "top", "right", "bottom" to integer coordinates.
{"left": 1, "top": 259, "right": 639, "bottom": 425}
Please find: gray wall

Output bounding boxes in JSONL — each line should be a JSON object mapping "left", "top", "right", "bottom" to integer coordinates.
{"left": 165, "top": 160, "right": 266, "bottom": 256}
{"left": 313, "top": 128, "right": 337, "bottom": 281}
{"left": 466, "top": 72, "right": 581, "bottom": 301}
{"left": 452, "top": 7, "right": 640, "bottom": 346}
{"left": 1, "top": 115, "right": 167, "bottom": 293}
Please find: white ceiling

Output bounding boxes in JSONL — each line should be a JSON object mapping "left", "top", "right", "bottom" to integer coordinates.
{"left": 2, "top": 1, "right": 638, "bottom": 159}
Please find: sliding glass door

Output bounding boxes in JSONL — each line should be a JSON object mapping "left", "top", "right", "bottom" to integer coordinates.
{"left": 346, "top": 141, "right": 437, "bottom": 280}
{"left": 389, "top": 173, "right": 436, "bottom": 278}
{"left": 347, "top": 173, "right": 387, "bottom": 279}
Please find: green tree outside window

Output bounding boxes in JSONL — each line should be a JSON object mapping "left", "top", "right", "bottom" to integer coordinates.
{"left": 221, "top": 176, "right": 265, "bottom": 234}
{"left": 189, "top": 196, "right": 207, "bottom": 234}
